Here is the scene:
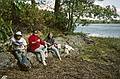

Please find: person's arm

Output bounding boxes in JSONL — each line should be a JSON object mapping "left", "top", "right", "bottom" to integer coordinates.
{"left": 52, "top": 38, "right": 55, "bottom": 44}
{"left": 40, "top": 39, "right": 45, "bottom": 45}
{"left": 11, "top": 37, "right": 20, "bottom": 46}
{"left": 22, "top": 38, "right": 27, "bottom": 50}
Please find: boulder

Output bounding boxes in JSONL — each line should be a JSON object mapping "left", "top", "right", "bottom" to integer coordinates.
{"left": 0, "top": 52, "right": 16, "bottom": 69}
{"left": 26, "top": 52, "right": 39, "bottom": 66}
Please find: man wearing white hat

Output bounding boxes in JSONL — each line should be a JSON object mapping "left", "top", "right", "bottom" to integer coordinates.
{"left": 11, "top": 31, "right": 30, "bottom": 69}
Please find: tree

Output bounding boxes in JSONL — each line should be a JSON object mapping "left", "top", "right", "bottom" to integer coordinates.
{"left": 31, "top": 0, "right": 36, "bottom": 5}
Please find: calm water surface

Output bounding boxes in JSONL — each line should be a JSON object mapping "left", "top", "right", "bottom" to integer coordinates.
{"left": 74, "top": 24, "right": 120, "bottom": 38}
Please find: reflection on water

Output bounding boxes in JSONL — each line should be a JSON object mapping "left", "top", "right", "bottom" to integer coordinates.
{"left": 74, "top": 24, "right": 120, "bottom": 38}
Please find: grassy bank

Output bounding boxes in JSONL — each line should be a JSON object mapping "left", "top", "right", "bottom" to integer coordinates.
{"left": 81, "top": 37, "right": 120, "bottom": 66}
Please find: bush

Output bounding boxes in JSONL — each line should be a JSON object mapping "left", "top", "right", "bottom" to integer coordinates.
{"left": 0, "top": 17, "right": 13, "bottom": 42}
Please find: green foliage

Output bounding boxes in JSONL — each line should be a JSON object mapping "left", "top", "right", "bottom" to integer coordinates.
{"left": 0, "top": 17, "right": 13, "bottom": 42}
{"left": 0, "top": 0, "right": 13, "bottom": 21}
{"left": 43, "top": 11, "right": 68, "bottom": 32}
{"left": 0, "top": 0, "right": 45, "bottom": 41}
{"left": 43, "top": 11, "right": 55, "bottom": 27}
{"left": 0, "top": 0, "right": 13, "bottom": 42}
{"left": 12, "top": 1, "right": 45, "bottom": 32}
{"left": 54, "top": 12, "right": 68, "bottom": 31}
{"left": 0, "top": 0, "right": 68, "bottom": 42}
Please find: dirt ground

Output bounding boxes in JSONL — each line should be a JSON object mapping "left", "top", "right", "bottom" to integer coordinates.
{"left": 0, "top": 55, "right": 119, "bottom": 79}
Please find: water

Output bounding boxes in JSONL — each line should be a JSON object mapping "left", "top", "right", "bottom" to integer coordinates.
{"left": 74, "top": 24, "right": 120, "bottom": 38}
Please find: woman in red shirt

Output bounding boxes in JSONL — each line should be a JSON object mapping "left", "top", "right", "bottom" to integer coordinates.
{"left": 28, "top": 30, "right": 47, "bottom": 66}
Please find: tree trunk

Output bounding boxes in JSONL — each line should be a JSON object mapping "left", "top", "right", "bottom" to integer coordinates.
{"left": 31, "top": 0, "right": 36, "bottom": 5}
{"left": 54, "top": 0, "right": 61, "bottom": 13}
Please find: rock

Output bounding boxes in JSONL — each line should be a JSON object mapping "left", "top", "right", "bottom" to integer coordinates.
{"left": 0, "top": 52, "right": 15, "bottom": 69}
{"left": 26, "top": 52, "right": 39, "bottom": 66}
{"left": 0, "top": 51, "right": 40, "bottom": 69}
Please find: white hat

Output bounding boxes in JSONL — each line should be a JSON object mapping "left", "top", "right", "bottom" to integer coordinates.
{"left": 16, "top": 31, "right": 22, "bottom": 35}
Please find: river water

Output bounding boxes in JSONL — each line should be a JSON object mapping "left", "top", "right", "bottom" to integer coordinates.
{"left": 74, "top": 24, "right": 120, "bottom": 38}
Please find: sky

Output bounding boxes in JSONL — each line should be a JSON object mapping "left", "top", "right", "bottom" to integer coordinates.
{"left": 36, "top": 0, "right": 55, "bottom": 11}
{"left": 94, "top": 0, "right": 120, "bottom": 15}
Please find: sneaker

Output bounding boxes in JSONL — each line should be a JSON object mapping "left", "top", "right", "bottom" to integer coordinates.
{"left": 42, "top": 61, "right": 47, "bottom": 66}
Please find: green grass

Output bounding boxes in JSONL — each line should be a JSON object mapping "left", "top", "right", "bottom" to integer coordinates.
{"left": 81, "top": 37, "right": 120, "bottom": 65}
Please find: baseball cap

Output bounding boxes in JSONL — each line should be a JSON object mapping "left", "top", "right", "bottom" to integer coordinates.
{"left": 16, "top": 31, "right": 22, "bottom": 36}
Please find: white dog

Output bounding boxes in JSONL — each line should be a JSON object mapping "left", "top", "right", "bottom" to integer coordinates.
{"left": 64, "top": 44, "right": 74, "bottom": 54}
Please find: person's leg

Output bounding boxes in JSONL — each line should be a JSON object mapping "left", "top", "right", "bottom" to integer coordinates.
{"left": 35, "top": 45, "right": 47, "bottom": 65}
{"left": 14, "top": 50, "right": 31, "bottom": 70}
{"left": 21, "top": 51, "right": 30, "bottom": 66}
{"left": 35, "top": 52, "right": 42, "bottom": 61}
{"left": 14, "top": 50, "right": 22, "bottom": 63}
{"left": 51, "top": 46, "right": 61, "bottom": 60}
{"left": 43, "top": 44, "right": 48, "bottom": 57}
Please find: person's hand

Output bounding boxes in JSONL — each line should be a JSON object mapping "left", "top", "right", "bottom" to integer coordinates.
{"left": 44, "top": 41, "right": 47, "bottom": 44}
{"left": 37, "top": 39, "right": 40, "bottom": 42}
{"left": 23, "top": 46, "right": 27, "bottom": 49}
{"left": 19, "top": 43, "right": 23, "bottom": 46}
{"left": 32, "top": 41, "right": 36, "bottom": 44}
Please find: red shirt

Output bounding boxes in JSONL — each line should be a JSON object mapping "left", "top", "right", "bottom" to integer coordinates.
{"left": 28, "top": 34, "right": 45, "bottom": 52}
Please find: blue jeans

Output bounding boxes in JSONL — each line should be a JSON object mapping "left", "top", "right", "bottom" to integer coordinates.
{"left": 14, "top": 50, "right": 28, "bottom": 65}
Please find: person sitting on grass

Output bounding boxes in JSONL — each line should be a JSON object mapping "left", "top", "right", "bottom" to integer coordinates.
{"left": 28, "top": 30, "right": 47, "bottom": 66}
{"left": 45, "top": 32, "right": 61, "bottom": 60}
{"left": 11, "top": 31, "right": 30, "bottom": 69}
